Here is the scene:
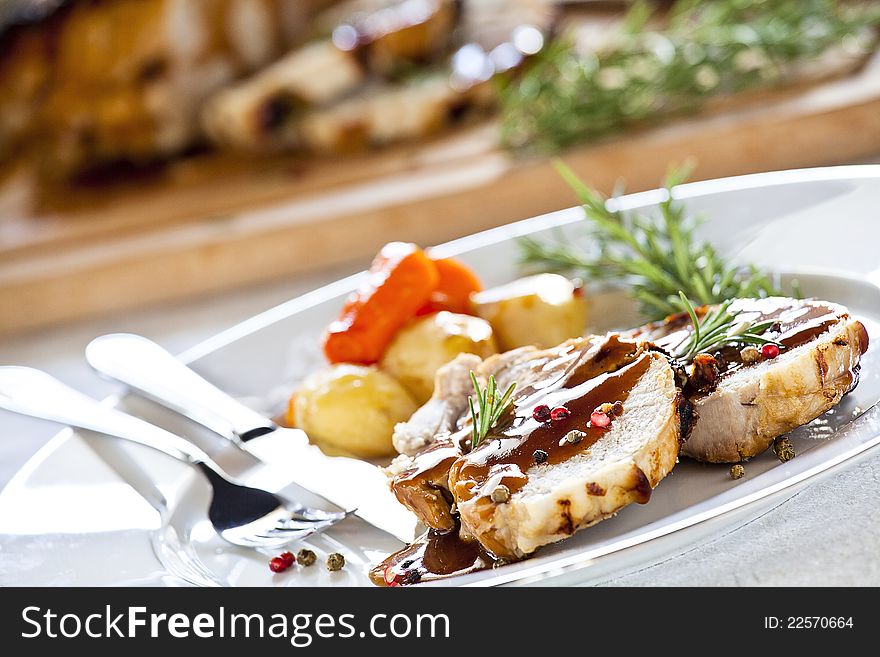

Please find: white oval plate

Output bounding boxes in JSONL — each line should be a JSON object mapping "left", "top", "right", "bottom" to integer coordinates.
{"left": 3, "top": 165, "right": 880, "bottom": 587}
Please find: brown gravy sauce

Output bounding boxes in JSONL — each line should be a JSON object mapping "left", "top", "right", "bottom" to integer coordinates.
{"left": 396, "top": 437, "right": 461, "bottom": 487}
{"left": 371, "top": 527, "right": 493, "bottom": 586}
{"left": 454, "top": 345, "right": 650, "bottom": 502}
{"left": 378, "top": 335, "right": 652, "bottom": 586}
{"left": 378, "top": 299, "right": 865, "bottom": 586}
{"left": 641, "top": 298, "right": 846, "bottom": 377}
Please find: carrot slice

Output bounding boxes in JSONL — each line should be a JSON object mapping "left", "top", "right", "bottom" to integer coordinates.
{"left": 416, "top": 256, "right": 483, "bottom": 315}
{"left": 323, "top": 242, "right": 439, "bottom": 364}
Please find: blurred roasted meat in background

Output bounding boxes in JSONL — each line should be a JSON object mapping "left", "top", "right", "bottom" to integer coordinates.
{"left": 2, "top": 0, "right": 873, "bottom": 184}
{"left": 0, "top": 0, "right": 558, "bottom": 180}
{"left": 201, "top": 0, "right": 557, "bottom": 153}
{"left": 0, "top": 0, "right": 341, "bottom": 179}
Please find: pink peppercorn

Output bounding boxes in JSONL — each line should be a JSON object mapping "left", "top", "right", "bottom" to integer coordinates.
{"left": 590, "top": 411, "right": 611, "bottom": 428}
{"left": 550, "top": 406, "right": 570, "bottom": 422}
{"left": 532, "top": 404, "right": 551, "bottom": 422}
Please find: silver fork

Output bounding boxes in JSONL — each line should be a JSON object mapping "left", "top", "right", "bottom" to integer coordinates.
{"left": 0, "top": 367, "right": 350, "bottom": 550}
{"left": 85, "top": 333, "right": 420, "bottom": 543}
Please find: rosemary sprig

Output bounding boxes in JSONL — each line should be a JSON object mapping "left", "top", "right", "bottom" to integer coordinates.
{"left": 468, "top": 372, "right": 516, "bottom": 451}
{"left": 519, "top": 162, "right": 783, "bottom": 319}
{"left": 675, "top": 291, "right": 782, "bottom": 361}
{"left": 500, "top": 0, "right": 879, "bottom": 152}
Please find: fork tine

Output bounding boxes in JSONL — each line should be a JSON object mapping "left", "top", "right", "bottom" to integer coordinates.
{"left": 264, "top": 525, "right": 323, "bottom": 536}
{"left": 259, "top": 518, "right": 341, "bottom": 541}
{"left": 273, "top": 521, "right": 322, "bottom": 532}
{"left": 268, "top": 522, "right": 336, "bottom": 533}
{"left": 178, "top": 548, "right": 225, "bottom": 587}
{"left": 276, "top": 515, "right": 346, "bottom": 529}
{"left": 285, "top": 506, "right": 354, "bottom": 523}
{"left": 152, "top": 520, "right": 226, "bottom": 587}
{"left": 275, "top": 507, "right": 354, "bottom": 530}
{"left": 189, "top": 557, "right": 224, "bottom": 586}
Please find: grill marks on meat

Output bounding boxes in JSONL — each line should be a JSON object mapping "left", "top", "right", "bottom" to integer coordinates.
{"left": 202, "top": 0, "right": 461, "bottom": 151}
{"left": 203, "top": 0, "right": 559, "bottom": 154}
{"left": 676, "top": 391, "right": 696, "bottom": 443}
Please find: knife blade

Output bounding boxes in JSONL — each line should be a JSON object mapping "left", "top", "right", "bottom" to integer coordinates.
{"left": 85, "top": 333, "right": 419, "bottom": 544}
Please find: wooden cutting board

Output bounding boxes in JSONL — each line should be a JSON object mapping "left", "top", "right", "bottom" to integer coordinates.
{"left": 1, "top": 53, "right": 880, "bottom": 336}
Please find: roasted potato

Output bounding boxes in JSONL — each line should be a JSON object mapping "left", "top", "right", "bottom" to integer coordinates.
{"left": 471, "top": 274, "right": 588, "bottom": 350}
{"left": 380, "top": 311, "right": 498, "bottom": 403}
{"left": 294, "top": 364, "right": 418, "bottom": 458}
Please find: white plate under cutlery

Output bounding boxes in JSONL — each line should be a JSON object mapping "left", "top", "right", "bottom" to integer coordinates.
{"left": 2, "top": 166, "right": 880, "bottom": 586}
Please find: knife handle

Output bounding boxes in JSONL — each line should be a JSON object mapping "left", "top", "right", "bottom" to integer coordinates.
{"left": 0, "top": 366, "right": 213, "bottom": 466}
{"left": 86, "top": 334, "right": 276, "bottom": 443}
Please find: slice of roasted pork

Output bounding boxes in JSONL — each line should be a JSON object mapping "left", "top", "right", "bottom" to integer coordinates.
{"left": 387, "top": 296, "right": 868, "bottom": 561}
{"left": 631, "top": 297, "right": 869, "bottom": 463}
{"left": 388, "top": 334, "right": 681, "bottom": 558}
{"left": 387, "top": 346, "right": 538, "bottom": 532}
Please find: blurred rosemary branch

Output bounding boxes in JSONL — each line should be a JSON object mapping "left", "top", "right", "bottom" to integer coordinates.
{"left": 519, "top": 161, "right": 784, "bottom": 319}
{"left": 500, "top": 0, "right": 880, "bottom": 152}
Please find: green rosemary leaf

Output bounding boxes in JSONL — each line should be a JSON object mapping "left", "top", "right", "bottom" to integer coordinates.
{"left": 679, "top": 291, "right": 702, "bottom": 352}
{"left": 749, "top": 319, "right": 778, "bottom": 335}
{"left": 468, "top": 395, "right": 479, "bottom": 447}
{"left": 519, "top": 165, "right": 785, "bottom": 319}
{"left": 500, "top": 0, "right": 879, "bottom": 153}
{"left": 469, "top": 372, "right": 516, "bottom": 450}
{"left": 674, "top": 292, "right": 781, "bottom": 360}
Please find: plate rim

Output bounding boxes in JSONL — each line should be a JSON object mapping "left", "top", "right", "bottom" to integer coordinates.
{"left": 176, "top": 164, "right": 880, "bottom": 364}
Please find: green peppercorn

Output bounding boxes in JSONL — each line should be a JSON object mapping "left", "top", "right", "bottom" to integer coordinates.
{"left": 564, "top": 430, "right": 587, "bottom": 444}
{"left": 739, "top": 346, "right": 761, "bottom": 364}
{"left": 774, "top": 437, "right": 795, "bottom": 462}
{"left": 490, "top": 484, "right": 510, "bottom": 503}
{"left": 297, "top": 549, "right": 317, "bottom": 567}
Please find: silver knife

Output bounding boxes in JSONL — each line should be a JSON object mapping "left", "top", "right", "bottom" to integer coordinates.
{"left": 85, "top": 333, "right": 419, "bottom": 544}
